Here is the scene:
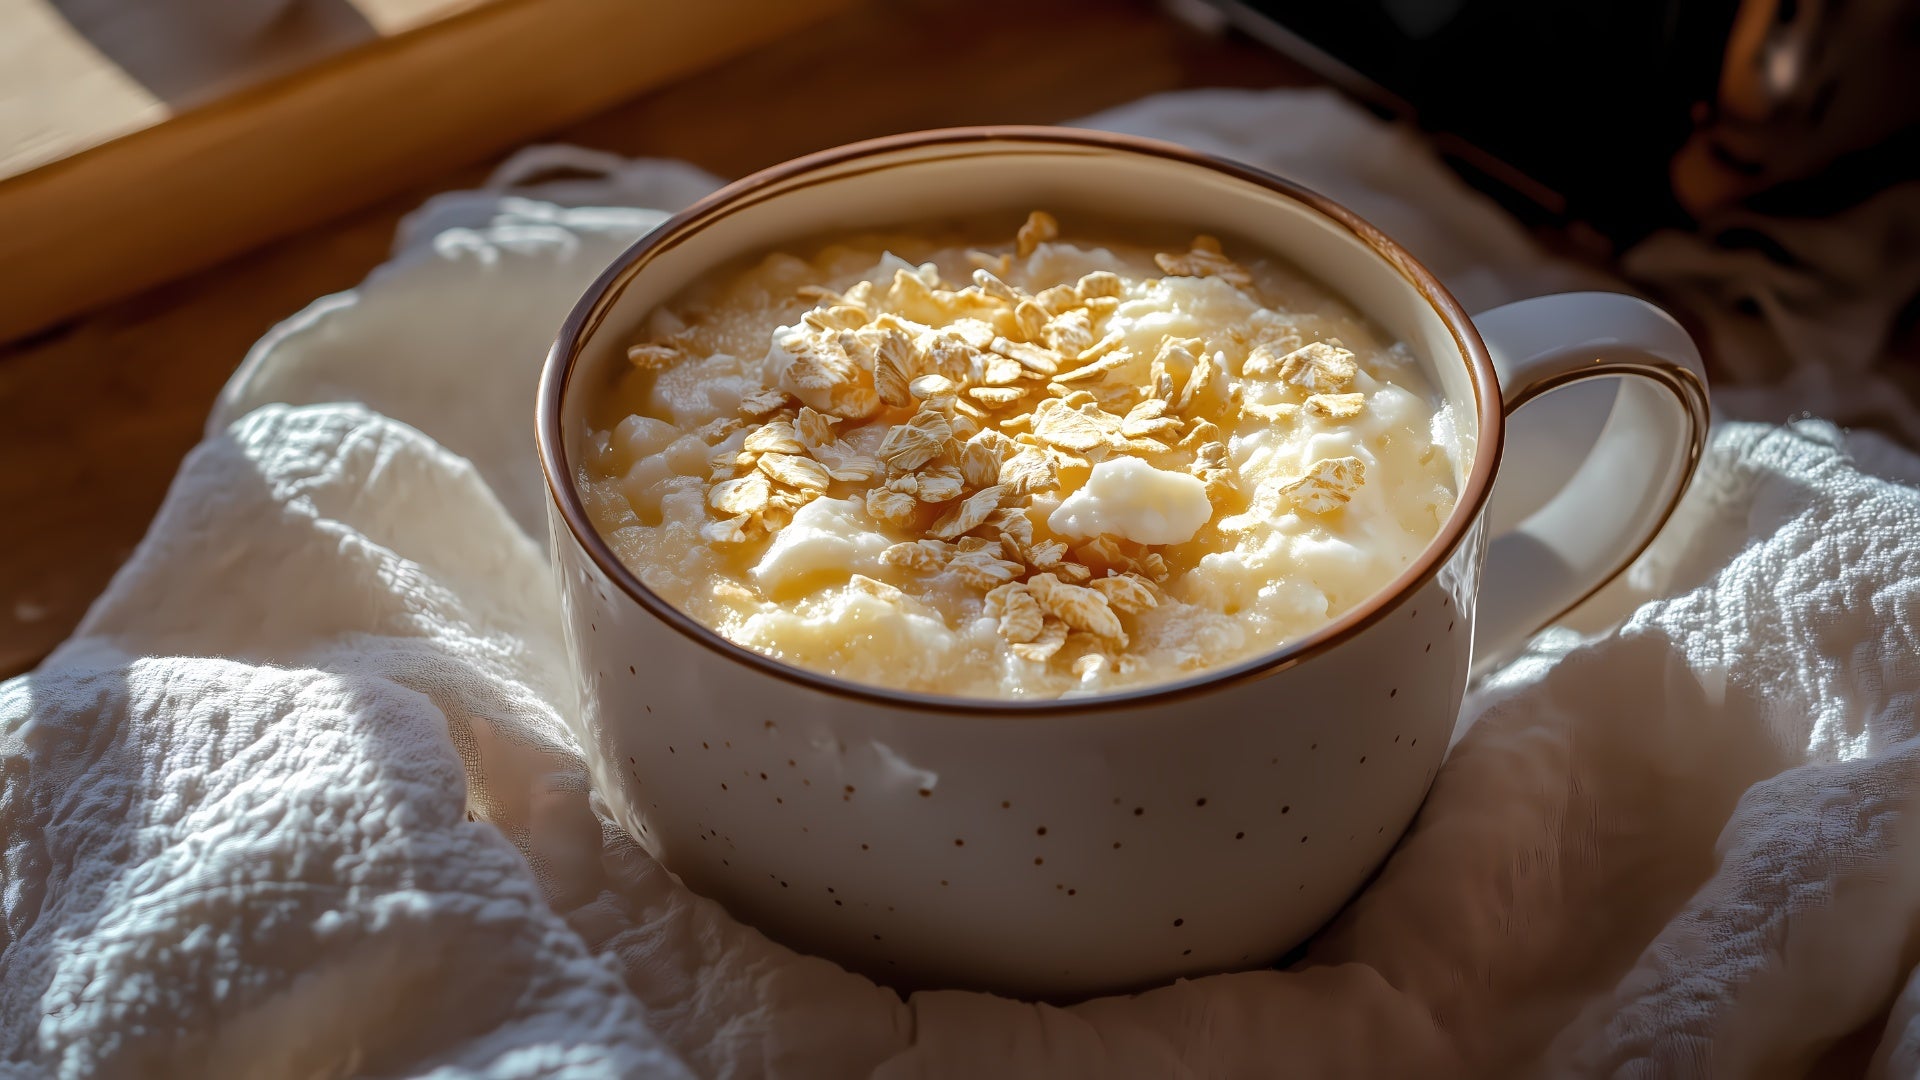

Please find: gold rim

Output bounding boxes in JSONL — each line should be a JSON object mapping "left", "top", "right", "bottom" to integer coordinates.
{"left": 536, "top": 125, "right": 1506, "bottom": 717}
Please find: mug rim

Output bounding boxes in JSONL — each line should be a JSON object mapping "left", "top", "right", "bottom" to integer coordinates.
{"left": 537, "top": 125, "right": 1504, "bottom": 717}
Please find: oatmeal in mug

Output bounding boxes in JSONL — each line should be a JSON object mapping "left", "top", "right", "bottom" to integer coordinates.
{"left": 577, "top": 212, "right": 1460, "bottom": 698}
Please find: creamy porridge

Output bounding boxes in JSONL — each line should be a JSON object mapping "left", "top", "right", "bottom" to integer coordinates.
{"left": 577, "top": 213, "right": 1460, "bottom": 699}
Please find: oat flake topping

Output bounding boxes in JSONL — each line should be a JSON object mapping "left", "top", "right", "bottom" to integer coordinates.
{"left": 584, "top": 212, "right": 1457, "bottom": 697}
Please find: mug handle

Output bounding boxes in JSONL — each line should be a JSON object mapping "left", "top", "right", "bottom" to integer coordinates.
{"left": 1470, "top": 292, "right": 1711, "bottom": 668}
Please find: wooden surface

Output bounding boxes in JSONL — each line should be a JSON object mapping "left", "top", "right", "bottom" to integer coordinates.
{"left": 0, "top": 0, "right": 855, "bottom": 342}
{"left": 2, "top": 0, "right": 487, "bottom": 179}
{"left": 0, "top": 0, "right": 1316, "bottom": 677}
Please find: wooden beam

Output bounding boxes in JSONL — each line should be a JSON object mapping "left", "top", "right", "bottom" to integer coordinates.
{"left": 0, "top": 0, "right": 855, "bottom": 343}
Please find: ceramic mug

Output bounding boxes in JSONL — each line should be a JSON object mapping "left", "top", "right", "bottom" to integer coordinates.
{"left": 536, "top": 127, "right": 1708, "bottom": 998}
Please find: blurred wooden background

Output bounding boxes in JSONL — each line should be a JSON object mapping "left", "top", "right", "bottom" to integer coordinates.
{"left": 0, "top": 0, "right": 1316, "bottom": 676}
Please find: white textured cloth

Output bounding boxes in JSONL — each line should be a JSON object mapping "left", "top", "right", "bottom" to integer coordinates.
{"left": 6, "top": 89, "right": 1920, "bottom": 1078}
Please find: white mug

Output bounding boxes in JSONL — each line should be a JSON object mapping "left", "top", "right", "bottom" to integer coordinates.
{"left": 536, "top": 128, "right": 1708, "bottom": 998}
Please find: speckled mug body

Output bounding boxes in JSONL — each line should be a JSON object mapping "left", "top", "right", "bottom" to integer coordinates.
{"left": 552, "top": 511, "right": 1478, "bottom": 994}
{"left": 539, "top": 129, "right": 1507, "bottom": 997}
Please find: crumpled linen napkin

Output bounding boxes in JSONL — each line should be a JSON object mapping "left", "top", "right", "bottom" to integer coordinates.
{"left": 5, "top": 88, "right": 1920, "bottom": 1078}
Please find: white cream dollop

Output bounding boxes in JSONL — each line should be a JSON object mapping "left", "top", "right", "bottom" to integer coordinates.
{"left": 750, "top": 497, "right": 890, "bottom": 596}
{"left": 1046, "top": 457, "right": 1212, "bottom": 546}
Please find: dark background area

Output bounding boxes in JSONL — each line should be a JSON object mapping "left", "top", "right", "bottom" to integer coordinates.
{"left": 1223, "top": 0, "right": 1741, "bottom": 241}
